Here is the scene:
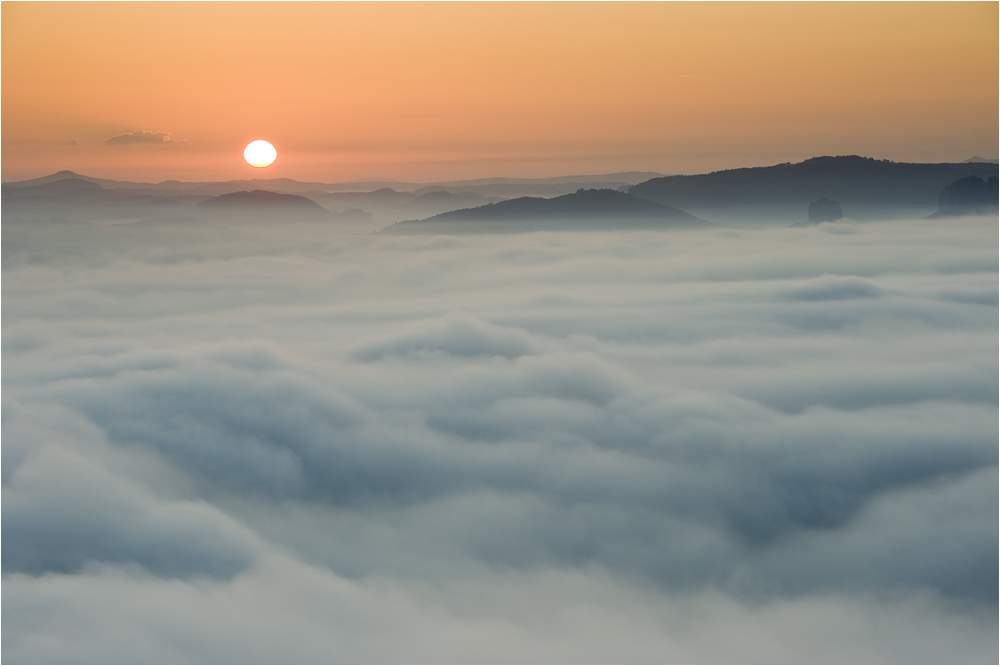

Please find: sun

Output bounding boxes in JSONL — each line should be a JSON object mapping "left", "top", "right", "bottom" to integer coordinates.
{"left": 244, "top": 140, "right": 277, "bottom": 168}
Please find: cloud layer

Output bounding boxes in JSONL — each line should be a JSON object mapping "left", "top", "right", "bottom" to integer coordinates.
{"left": 3, "top": 215, "right": 997, "bottom": 662}
{"left": 105, "top": 130, "right": 187, "bottom": 145}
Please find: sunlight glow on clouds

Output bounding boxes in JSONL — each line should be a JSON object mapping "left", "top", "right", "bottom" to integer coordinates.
{"left": 105, "top": 130, "right": 187, "bottom": 146}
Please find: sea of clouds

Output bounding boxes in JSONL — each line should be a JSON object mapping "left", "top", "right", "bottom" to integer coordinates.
{"left": 3, "top": 214, "right": 997, "bottom": 663}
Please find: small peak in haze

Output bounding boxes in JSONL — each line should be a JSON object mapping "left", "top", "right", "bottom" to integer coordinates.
{"left": 197, "top": 189, "right": 334, "bottom": 220}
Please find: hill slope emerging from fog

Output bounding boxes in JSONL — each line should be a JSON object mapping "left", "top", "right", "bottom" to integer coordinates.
{"left": 629, "top": 156, "right": 1000, "bottom": 222}
{"left": 386, "top": 188, "right": 709, "bottom": 234}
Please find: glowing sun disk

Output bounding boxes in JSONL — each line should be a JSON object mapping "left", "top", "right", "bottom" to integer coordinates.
{"left": 244, "top": 140, "right": 276, "bottom": 167}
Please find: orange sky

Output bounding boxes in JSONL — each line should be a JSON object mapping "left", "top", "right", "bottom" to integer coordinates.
{"left": 3, "top": 2, "right": 997, "bottom": 183}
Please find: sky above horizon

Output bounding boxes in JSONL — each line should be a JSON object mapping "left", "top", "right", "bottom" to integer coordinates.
{"left": 3, "top": 2, "right": 997, "bottom": 183}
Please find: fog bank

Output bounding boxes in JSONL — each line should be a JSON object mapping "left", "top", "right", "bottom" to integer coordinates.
{"left": 3, "top": 215, "right": 997, "bottom": 662}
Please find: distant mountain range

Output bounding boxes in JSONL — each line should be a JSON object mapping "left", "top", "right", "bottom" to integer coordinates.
{"left": 3, "top": 157, "right": 997, "bottom": 229}
{"left": 2, "top": 170, "right": 663, "bottom": 226}
{"left": 3, "top": 170, "right": 660, "bottom": 196}
{"left": 384, "top": 189, "right": 709, "bottom": 234}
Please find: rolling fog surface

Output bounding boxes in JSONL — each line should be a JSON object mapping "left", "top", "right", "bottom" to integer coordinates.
{"left": 3, "top": 215, "right": 998, "bottom": 662}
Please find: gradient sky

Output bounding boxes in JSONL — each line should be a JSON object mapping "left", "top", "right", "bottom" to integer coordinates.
{"left": 3, "top": 2, "right": 997, "bottom": 183}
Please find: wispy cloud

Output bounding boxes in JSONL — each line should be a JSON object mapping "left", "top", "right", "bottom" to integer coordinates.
{"left": 105, "top": 130, "right": 187, "bottom": 146}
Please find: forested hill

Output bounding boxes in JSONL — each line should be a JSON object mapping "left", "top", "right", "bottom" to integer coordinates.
{"left": 629, "top": 156, "right": 999, "bottom": 211}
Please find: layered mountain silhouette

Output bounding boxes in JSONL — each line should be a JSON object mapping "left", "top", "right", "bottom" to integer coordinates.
{"left": 2, "top": 176, "right": 104, "bottom": 197}
{"left": 302, "top": 187, "right": 502, "bottom": 223}
{"left": 1, "top": 175, "right": 202, "bottom": 221}
{"left": 5, "top": 158, "right": 998, "bottom": 229}
{"left": 629, "top": 156, "right": 999, "bottom": 223}
{"left": 384, "top": 188, "right": 708, "bottom": 234}
{"left": 3, "top": 172, "right": 654, "bottom": 226}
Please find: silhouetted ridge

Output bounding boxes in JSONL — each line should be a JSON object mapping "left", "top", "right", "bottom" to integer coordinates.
{"left": 432, "top": 188, "right": 702, "bottom": 221}
{"left": 629, "top": 156, "right": 999, "bottom": 212}
{"left": 799, "top": 155, "right": 876, "bottom": 166}
{"left": 385, "top": 188, "right": 708, "bottom": 234}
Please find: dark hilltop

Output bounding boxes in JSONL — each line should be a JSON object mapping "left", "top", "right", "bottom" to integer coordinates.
{"left": 929, "top": 175, "right": 1000, "bottom": 218}
{"left": 197, "top": 189, "right": 334, "bottom": 219}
